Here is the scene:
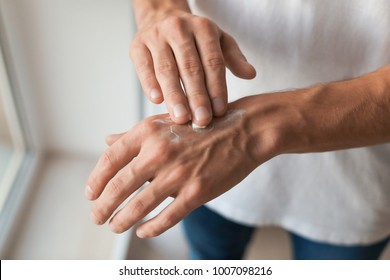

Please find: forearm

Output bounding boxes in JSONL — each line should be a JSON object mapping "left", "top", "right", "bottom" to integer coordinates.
{"left": 295, "top": 65, "right": 390, "bottom": 152}
{"left": 132, "top": 0, "right": 191, "bottom": 28}
{"left": 241, "top": 65, "right": 390, "bottom": 162}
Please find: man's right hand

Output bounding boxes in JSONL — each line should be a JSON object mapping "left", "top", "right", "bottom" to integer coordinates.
{"left": 131, "top": 0, "right": 256, "bottom": 127}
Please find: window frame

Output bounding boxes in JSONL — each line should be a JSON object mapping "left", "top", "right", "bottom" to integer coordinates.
{"left": 0, "top": 10, "right": 43, "bottom": 258}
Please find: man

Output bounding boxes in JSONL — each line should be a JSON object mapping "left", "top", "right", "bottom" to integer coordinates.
{"left": 86, "top": 0, "right": 390, "bottom": 259}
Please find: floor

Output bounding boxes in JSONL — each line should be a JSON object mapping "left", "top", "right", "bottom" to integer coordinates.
{"left": 6, "top": 155, "right": 116, "bottom": 259}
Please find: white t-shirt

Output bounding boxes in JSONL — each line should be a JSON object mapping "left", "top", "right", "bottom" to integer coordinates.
{"left": 146, "top": 0, "right": 390, "bottom": 245}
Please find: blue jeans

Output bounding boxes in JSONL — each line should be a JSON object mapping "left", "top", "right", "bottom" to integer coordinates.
{"left": 182, "top": 206, "right": 390, "bottom": 260}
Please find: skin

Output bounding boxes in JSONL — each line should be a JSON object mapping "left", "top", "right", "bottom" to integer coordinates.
{"left": 86, "top": 64, "right": 390, "bottom": 238}
{"left": 130, "top": 0, "right": 256, "bottom": 127}
{"left": 86, "top": 0, "right": 390, "bottom": 237}
{"left": 87, "top": 106, "right": 260, "bottom": 237}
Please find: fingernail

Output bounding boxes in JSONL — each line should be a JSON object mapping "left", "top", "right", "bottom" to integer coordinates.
{"left": 212, "top": 98, "right": 226, "bottom": 115}
{"left": 136, "top": 229, "right": 147, "bottom": 238}
{"left": 173, "top": 104, "right": 188, "bottom": 119}
{"left": 150, "top": 89, "right": 161, "bottom": 101}
{"left": 109, "top": 222, "right": 120, "bottom": 234}
{"left": 85, "top": 185, "right": 94, "bottom": 200}
{"left": 195, "top": 106, "right": 210, "bottom": 122}
{"left": 90, "top": 212, "right": 102, "bottom": 225}
{"left": 192, "top": 122, "right": 207, "bottom": 129}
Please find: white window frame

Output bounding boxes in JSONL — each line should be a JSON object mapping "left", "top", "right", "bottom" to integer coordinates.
{"left": 0, "top": 12, "right": 43, "bottom": 258}
{"left": 0, "top": 39, "right": 25, "bottom": 213}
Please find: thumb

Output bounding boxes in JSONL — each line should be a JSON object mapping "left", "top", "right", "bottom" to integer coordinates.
{"left": 221, "top": 32, "right": 256, "bottom": 79}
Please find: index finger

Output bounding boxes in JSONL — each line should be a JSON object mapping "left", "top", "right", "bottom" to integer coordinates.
{"left": 85, "top": 128, "right": 142, "bottom": 201}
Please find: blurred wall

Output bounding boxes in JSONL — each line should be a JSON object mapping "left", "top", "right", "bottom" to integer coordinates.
{"left": 1, "top": 0, "right": 140, "bottom": 157}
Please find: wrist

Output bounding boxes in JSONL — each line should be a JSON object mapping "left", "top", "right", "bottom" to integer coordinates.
{"left": 132, "top": 0, "right": 191, "bottom": 29}
{"left": 230, "top": 92, "right": 305, "bottom": 164}
{"left": 238, "top": 65, "right": 390, "bottom": 164}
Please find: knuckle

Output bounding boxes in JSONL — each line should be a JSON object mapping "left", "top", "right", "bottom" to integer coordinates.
{"left": 181, "top": 59, "right": 203, "bottom": 76}
{"left": 141, "top": 118, "right": 159, "bottom": 134}
{"left": 156, "top": 59, "right": 177, "bottom": 75}
{"left": 107, "top": 178, "right": 125, "bottom": 198}
{"left": 130, "top": 36, "right": 142, "bottom": 50}
{"left": 140, "top": 117, "right": 157, "bottom": 134}
{"left": 185, "top": 180, "right": 205, "bottom": 204}
{"left": 131, "top": 197, "right": 147, "bottom": 217}
{"left": 154, "top": 142, "right": 174, "bottom": 161}
{"left": 164, "top": 88, "right": 183, "bottom": 99}
{"left": 191, "top": 181, "right": 204, "bottom": 196}
{"left": 164, "top": 16, "right": 197, "bottom": 43}
{"left": 135, "top": 58, "right": 153, "bottom": 74}
{"left": 186, "top": 88, "right": 205, "bottom": 98}
{"left": 127, "top": 164, "right": 138, "bottom": 180}
{"left": 129, "top": 38, "right": 146, "bottom": 60}
{"left": 164, "top": 16, "right": 185, "bottom": 31}
{"left": 204, "top": 55, "right": 225, "bottom": 69}
{"left": 165, "top": 165, "right": 187, "bottom": 184}
{"left": 101, "top": 150, "right": 116, "bottom": 171}
{"left": 194, "top": 16, "right": 214, "bottom": 30}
